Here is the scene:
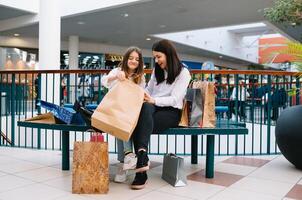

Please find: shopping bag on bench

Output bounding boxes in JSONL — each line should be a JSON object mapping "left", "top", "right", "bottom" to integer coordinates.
{"left": 186, "top": 81, "right": 216, "bottom": 128}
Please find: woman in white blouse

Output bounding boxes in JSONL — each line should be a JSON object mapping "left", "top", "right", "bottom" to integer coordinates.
{"left": 131, "top": 40, "right": 191, "bottom": 190}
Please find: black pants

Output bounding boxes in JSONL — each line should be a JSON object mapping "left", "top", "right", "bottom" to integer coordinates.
{"left": 132, "top": 102, "right": 181, "bottom": 152}
{"left": 229, "top": 100, "right": 246, "bottom": 119}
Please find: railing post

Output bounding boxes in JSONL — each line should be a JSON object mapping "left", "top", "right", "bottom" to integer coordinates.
{"left": 67, "top": 74, "right": 70, "bottom": 103}
{"left": 98, "top": 74, "right": 102, "bottom": 104}
{"left": 296, "top": 76, "right": 300, "bottom": 105}
{"left": 234, "top": 74, "right": 239, "bottom": 155}
{"left": 267, "top": 75, "right": 272, "bottom": 154}
{"left": 37, "top": 74, "right": 41, "bottom": 149}
{"left": 11, "top": 74, "right": 16, "bottom": 146}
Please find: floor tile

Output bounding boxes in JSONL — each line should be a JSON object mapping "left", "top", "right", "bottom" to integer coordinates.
{"left": 214, "top": 162, "right": 257, "bottom": 176}
{"left": 187, "top": 169, "right": 243, "bottom": 187}
{"left": 223, "top": 156, "right": 270, "bottom": 167}
{"left": 85, "top": 181, "right": 153, "bottom": 200}
{"left": 230, "top": 176, "right": 295, "bottom": 198}
{"left": 42, "top": 175, "right": 72, "bottom": 192}
{"left": 208, "top": 188, "right": 280, "bottom": 200}
{"left": 0, "top": 175, "right": 35, "bottom": 193}
{"left": 0, "top": 171, "right": 7, "bottom": 177}
{"left": 0, "top": 184, "right": 69, "bottom": 200}
{"left": 133, "top": 190, "right": 193, "bottom": 200}
{"left": 248, "top": 156, "right": 302, "bottom": 183}
{"left": 158, "top": 180, "right": 224, "bottom": 200}
{"left": 285, "top": 184, "right": 302, "bottom": 200}
{"left": 0, "top": 155, "right": 20, "bottom": 164}
{"left": 244, "top": 155, "right": 278, "bottom": 161}
{"left": 53, "top": 194, "right": 93, "bottom": 200}
{"left": 0, "top": 160, "right": 44, "bottom": 173}
{"left": 16, "top": 167, "right": 70, "bottom": 182}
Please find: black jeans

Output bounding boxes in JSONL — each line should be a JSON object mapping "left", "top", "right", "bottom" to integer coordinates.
{"left": 132, "top": 102, "right": 181, "bottom": 152}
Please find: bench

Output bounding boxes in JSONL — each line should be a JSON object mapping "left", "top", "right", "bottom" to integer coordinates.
{"left": 162, "top": 120, "right": 247, "bottom": 178}
{"left": 17, "top": 119, "right": 247, "bottom": 179}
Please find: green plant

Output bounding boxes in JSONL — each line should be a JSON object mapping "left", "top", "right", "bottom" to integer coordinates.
{"left": 264, "top": 0, "right": 302, "bottom": 25}
{"left": 282, "top": 41, "right": 302, "bottom": 95}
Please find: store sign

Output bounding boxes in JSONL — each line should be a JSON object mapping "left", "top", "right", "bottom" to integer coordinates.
{"left": 105, "top": 54, "right": 123, "bottom": 62}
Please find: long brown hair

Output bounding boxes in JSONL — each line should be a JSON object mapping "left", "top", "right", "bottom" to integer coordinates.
{"left": 152, "top": 39, "right": 183, "bottom": 84}
{"left": 118, "top": 46, "right": 144, "bottom": 84}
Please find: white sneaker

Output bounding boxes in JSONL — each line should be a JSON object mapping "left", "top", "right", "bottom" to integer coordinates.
{"left": 123, "top": 153, "right": 137, "bottom": 170}
{"left": 114, "top": 164, "right": 127, "bottom": 183}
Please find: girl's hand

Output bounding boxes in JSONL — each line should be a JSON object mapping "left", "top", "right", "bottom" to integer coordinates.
{"left": 144, "top": 92, "right": 155, "bottom": 104}
{"left": 116, "top": 71, "right": 126, "bottom": 81}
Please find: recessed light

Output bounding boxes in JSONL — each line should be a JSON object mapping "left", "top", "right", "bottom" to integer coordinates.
{"left": 159, "top": 24, "right": 166, "bottom": 28}
{"left": 146, "top": 38, "right": 151, "bottom": 41}
{"left": 14, "top": 33, "right": 20, "bottom": 37}
{"left": 77, "top": 21, "right": 85, "bottom": 25}
{"left": 122, "top": 13, "right": 129, "bottom": 18}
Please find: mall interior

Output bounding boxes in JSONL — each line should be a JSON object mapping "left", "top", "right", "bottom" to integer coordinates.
{"left": 0, "top": 0, "right": 302, "bottom": 199}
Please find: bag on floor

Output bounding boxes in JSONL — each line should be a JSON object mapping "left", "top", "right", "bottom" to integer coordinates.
{"left": 72, "top": 141, "right": 109, "bottom": 194}
{"left": 162, "top": 153, "right": 187, "bottom": 187}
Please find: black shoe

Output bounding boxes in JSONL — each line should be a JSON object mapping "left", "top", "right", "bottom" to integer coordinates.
{"left": 136, "top": 150, "right": 150, "bottom": 172}
{"left": 73, "top": 101, "right": 93, "bottom": 126}
{"left": 73, "top": 101, "right": 103, "bottom": 132}
{"left": 131, "top": 172, "right": 148, "bottom": 190}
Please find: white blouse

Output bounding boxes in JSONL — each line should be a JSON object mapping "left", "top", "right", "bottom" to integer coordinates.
{"left": 101, "top": 67, "right": 146, "bottom": 89}
{"left": 145, "top": 68, "right": 191, "bottom": 109}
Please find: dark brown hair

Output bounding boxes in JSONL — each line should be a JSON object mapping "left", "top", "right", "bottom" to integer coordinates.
{"left": 152, "top": 39, "right": 183, "bottom": 84}
{"left": 119, "top": 46, "right": 144, "bottom": 84}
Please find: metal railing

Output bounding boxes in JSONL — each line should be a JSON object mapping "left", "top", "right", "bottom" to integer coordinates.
{"left": 0, "top": 69, "right": 301, "bottom": 155}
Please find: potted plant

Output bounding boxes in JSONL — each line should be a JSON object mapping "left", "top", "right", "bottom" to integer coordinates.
{"left": 264, "top": 0, "right": 302, "bottom": 26}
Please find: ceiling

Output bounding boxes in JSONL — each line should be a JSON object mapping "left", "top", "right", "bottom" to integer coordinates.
{"left": 0, "top": 0, "right": 278, "bottom": 66}
{"left": 0, "top": 5, "right": 32, "bottom": 20}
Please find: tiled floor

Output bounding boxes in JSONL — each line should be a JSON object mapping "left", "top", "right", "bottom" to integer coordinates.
{"left": 0, "top": 147, "right": 301, "bottom": 200}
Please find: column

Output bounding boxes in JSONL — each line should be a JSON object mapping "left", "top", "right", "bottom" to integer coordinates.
{"left": 68, "top": 35, "right": 79, "bottom": 103}
{"left": 39, "top": 0, "right": 61, "bottom": 104}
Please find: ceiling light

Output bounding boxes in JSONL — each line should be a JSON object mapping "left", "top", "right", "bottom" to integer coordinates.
{"left": 159, "top": 24, "right": 166, "bottom": 28}
{"left": 146, "top": 38, "right": 151, "bottom": 41}
{"left": 14, "top": 33, "right": 20, "bottom": 37}
{"left": 77, "top": 21, "right": 85, "bottom": 25}
{"left": 122, "top": 13, "right": 129, "bottom": 17}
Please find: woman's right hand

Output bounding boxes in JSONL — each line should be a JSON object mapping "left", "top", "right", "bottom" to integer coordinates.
{"left": 116, "top": 71, "right": 126, "bottom": 81}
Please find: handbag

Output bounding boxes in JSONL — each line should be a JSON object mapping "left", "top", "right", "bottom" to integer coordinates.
{"left": 162, "top": 153, "right": 187, "bottom": 187}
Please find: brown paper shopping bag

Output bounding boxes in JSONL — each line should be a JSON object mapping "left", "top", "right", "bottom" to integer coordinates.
{"left": 190, "top": 81, "right": 216, "bottom": 128}
{"left": 178, "top": 101, "right": 189, "bottom": 127}
{"left": 199, "top": 81, "right": 216, "bottom": 128}
{"left": 72, "top": 141, "right": 109, "bottom": 194}
{"left": 91, "top": 80, "right": 144, "bottom": 141}
{"left": 24, "top": 112, "right": 57, "bottom": 124}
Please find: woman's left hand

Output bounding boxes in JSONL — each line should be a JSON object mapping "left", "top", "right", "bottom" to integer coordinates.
{"left": 144, "top": 92, "right": 155, "bottom": 104}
